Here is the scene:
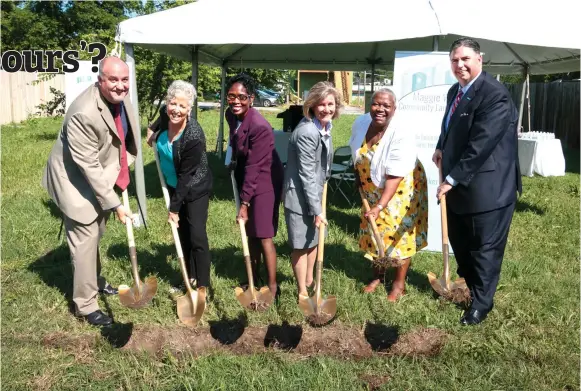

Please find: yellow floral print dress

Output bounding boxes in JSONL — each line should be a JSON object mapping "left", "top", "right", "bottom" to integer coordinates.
{"left": 355, "top": 140, "right": 429, "bottom": 266}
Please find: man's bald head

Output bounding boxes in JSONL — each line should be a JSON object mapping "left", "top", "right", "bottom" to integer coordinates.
{"left": 98, "top": 56, "right": 128, "bottom": 78}
{"left": 97, "top": 57, "right": 130, "bottom": 104}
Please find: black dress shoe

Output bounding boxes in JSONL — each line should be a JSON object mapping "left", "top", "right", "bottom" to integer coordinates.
{"left": 460, "top": 308, "right": 488, "bottom": 325}
{"left": 83, "top": 310, "right": 113, "bottom": 326}
{"left": 99, "top": 284, "right": 118, "bottom": 295}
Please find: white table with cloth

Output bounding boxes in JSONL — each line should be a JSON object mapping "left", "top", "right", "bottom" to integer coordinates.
{"left": 517, "top": 137, "right": 566, "bottom": 177}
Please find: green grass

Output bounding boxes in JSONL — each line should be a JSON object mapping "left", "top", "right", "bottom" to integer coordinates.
{"left": 1, "top": 111, "right": 579, "bottom": 390}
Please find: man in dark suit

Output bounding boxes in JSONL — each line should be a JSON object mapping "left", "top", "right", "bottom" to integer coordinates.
{"left": 432, "top": 37, "right": 522, "bottom": 325}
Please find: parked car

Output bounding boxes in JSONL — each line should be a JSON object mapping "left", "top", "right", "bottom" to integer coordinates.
{"left": 215, "top": 89, "right": 279, "bottom": 107}
{"left": 260, "top": 88, "right": 281, "bottom": 98}
{"left": 255, "top": 89, "right": 278, "bottom": 107}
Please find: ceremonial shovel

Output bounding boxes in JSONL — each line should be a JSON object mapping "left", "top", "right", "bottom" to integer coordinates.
{"left": 118, "top": 190, "right": 158, "bottom": 309}
{"left": 427, "top": 164, "right": 470, "bottom": 303}
{"left": 358, "top": 186, "right": 400, "bottom": 270}
{"left": 231, "top": 172, "right": 274, "bottom": 311}
{"left": 153, "top": 143, "right": 205, "bottom": 326}
{"left": 298, "top": 182, "right": 337, "bottom": 326}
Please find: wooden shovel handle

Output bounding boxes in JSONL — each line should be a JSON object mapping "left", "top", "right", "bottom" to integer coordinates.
{"left": 230, "top": 171, "right": 257, "bottom": 297}
{"left": 438, "top": 163, "right": 449, "bottom": 246}
{"left": 316, "top": 183, "right": 328, "bottom": 261}
{"left": 238, "top": 218, "right": 257, "bottom": 298}
{"left": 438, "top": 162, "right": 450, "bottom": 286}
{"left": 122, "top": 189, "right": 140, "bottom": 290}
{"left": 153, "top": 143, "right": 193, "bottom": 292}
{"left": 358, "top": 187, "right": 385, "bottom": 257}
{"left": 314, "top": 182, "right": 328, "bottom": 301}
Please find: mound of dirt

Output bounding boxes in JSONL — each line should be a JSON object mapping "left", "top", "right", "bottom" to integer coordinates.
{"left": 41, "top": 323, "right": 448, "bottom": 361}
{"left": 119, "top": 323, "right": 448, "bottom": 360}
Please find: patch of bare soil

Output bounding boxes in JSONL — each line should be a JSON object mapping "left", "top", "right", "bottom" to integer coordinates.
{"left": 40, "top": 323, "right": 448, "bottom": 361}
{"left": 120, "top": 323, "right": 448, "bottom": 360}
{"left": 387, "top": 328, "right": 447, "bottom": 357}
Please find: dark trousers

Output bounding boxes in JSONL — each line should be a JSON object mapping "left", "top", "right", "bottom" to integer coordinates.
{"left": 168, "top": 189, "right": 211, "bottom": 288}
{"left": 447, "top": 202, "right": 515, "bottom": 313}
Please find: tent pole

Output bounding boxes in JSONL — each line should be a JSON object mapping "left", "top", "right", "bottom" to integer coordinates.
{"left": 370, "top": 62, "right": 375, "bottom": 95}
{"left": 217, "top": 65, "right": 227, "bottom": 159}
{"left": 526, "top": 71, "right": 532, "bottom": 132}
{"left": 124, "top": 43, "right": 147, "bottom": 225}
{"left": 517, "top": 66, "right": 528, "bottom": 132}
{"left": 432, "top": 36, "right": 439, "bottom": 51}
{"left": 191, "top": 46, "right": 199, "bottom": 120}
{"left": 358, "top": 71, "right": 361, "bottom": 105}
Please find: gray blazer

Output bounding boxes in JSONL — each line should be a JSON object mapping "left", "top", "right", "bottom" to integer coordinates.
{"left": 283, "top": 118, "right": 333, "bottom": 216}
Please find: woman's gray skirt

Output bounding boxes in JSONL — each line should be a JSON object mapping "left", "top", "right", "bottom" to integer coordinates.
{"left": 284, "top": 208, "right": 327, "bottom": 250}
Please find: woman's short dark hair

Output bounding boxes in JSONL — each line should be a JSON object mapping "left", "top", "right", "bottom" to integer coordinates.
{"left": 226, "top": 73, "right": 257, "bottom": 96}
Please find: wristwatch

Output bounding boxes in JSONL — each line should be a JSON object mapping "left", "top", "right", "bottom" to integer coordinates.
{"left": 377, "top": 203, "right": 384, "bottom": 211}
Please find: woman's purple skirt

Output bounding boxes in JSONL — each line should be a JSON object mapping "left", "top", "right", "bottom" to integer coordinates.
{"left": 245, "top": 190, "right": 280, "bottom": 239}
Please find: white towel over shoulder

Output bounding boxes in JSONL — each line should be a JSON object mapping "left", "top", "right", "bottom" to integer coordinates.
{"left": 348, "top": 113, "right": 417, "bottom": 188}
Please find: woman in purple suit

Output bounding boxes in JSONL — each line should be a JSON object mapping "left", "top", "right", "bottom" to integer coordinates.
{"left": 226, "top": 73, "right": 284, "bottom": 297}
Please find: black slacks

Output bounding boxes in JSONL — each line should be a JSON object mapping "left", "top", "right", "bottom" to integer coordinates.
{"left": 447, "top": 202, "right": 515, "bottom": 313}
{"left": 168, "top": 188, "right": 211, "bottom": 288}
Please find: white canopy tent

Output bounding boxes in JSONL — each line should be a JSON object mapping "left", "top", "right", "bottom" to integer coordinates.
{"left": 118, "top": 0, "right": 579, "bottom": 74}
{"left": 116, "top": 0, "right": 580, "bottom": 222}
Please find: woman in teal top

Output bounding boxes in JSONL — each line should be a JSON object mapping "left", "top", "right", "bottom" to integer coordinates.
{"left": 156, "top": 129, "right": 181, "bottom": 188}
{"left": 150, "top": 80, "right": 213, "bottom": 292}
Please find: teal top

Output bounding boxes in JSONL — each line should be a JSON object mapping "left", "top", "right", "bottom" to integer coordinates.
{"left": 156, "top": 130, "right": 182, "bottom": 188}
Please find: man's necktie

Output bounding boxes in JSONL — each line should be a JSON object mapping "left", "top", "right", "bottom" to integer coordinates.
{"left": 450, "top": 89, "right": 464, "bottom": 117}
{"left": 114, "top": 104, "right": 130, "bottom": 191}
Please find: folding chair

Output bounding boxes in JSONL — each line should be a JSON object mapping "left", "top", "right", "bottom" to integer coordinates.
{"left": 329, "top": 146, "right": 357, "bottom": 206}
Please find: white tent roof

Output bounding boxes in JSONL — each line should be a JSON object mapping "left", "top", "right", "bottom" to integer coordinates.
{"left": 117, "top": 0, "right": 580, "bottom": 74}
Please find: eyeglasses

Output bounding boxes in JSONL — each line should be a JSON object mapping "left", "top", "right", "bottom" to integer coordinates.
{"left": 226, "top": 93, "right": 251, "bottom": 102}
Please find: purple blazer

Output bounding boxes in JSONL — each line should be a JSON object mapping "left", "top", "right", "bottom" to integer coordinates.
{"left": 227, "top": 107, "right": 283, "bottom": 203}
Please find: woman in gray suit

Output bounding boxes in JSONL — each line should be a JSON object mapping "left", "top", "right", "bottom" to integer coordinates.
{"left": 283, "top": 81, "right": 343, "bottom": 300}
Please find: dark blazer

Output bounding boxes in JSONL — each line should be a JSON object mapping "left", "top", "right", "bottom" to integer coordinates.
{"left": 154, "top": 109, "right": 213, "bottom": 213}
{"left": 436, "top": 71, "right": 522, "bottom": 215}
{"left": 226, "top": 107, "right": 284, "bottom": 203}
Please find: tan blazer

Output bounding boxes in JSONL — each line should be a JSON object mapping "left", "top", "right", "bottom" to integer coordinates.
{"left": 42, "top": 83, "right": 138, "bottom": 224}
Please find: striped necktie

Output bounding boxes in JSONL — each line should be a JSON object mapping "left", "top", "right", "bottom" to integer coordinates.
{"left": 450, "top": 89, "right": 464, "bottom": 117}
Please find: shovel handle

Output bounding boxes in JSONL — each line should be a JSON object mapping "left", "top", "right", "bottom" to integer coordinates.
{"left": 314, "top": 182, "right": 328, "bottom": 304}
{"left": 153, "top": 144, "right": 194, "bottom": 293}
{"left": 122, "top": 190, "right": 141, "bottom": 291}
{"left": 358, "top": 187, "right": 385, "bottom": 257}
{"left": 152, "top": 143, "right": 172, "bottom": 210}
{"left": 438, "top": 163, "right": 450, "bottom": 286}
{"left": 232, "top": 172, "right": 257, "bottom": 298}
{"left": 153, "top": 143, "right": 183, "bottom": 257}
{"left": 231, "top": 171, "right": 241, "bottom": 211}
{"left": 238, "top": 219, "right": 257, "bottom": 299}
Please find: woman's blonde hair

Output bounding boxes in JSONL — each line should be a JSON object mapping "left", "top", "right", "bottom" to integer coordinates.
{"left": 303, "top": 81, "right": 344, "bottom": 120}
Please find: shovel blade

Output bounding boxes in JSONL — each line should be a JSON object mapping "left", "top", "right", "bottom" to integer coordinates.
{"left": 176, "top": 287, "right": 206, "bottom": 327}
{"left": 118, "top": 276, "right": 158, "bottom": 309}
{"left": 427, "top": 272, "right": 470, "bottom": 303}
{"left": 299, "top": 295, "right": 337, "bottom": 326}
{"left": 235, "top": 286, "right": 273, "bottom": 311}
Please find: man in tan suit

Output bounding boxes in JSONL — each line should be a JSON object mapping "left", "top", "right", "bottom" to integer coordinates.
{"left": 42, "top": 57, "right": 138, "bottom": 326}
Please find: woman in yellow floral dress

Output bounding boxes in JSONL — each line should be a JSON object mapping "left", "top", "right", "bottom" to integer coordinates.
{"left": 349, "top": 88, "right": 428, "bottom": 301}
